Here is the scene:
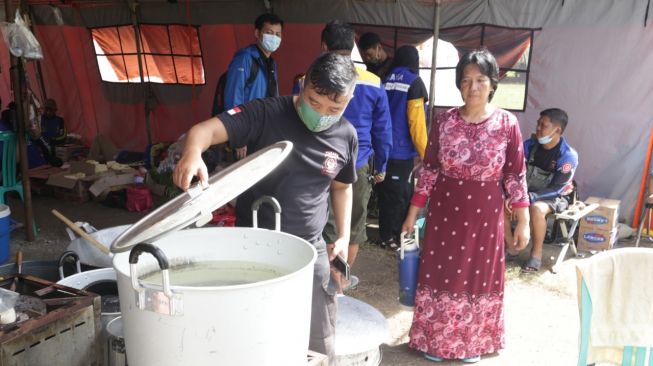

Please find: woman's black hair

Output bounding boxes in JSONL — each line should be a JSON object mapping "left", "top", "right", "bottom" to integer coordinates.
{"left": 455, "top": 47, "right": 500, "bottom": 102}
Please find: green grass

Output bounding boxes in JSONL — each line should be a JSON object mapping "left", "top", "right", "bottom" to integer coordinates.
{"left": 493, "top": 82, "right": 526, "bottom": 111}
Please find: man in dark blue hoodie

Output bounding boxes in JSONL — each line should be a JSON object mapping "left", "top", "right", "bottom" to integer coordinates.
{"left": 224, "top": 13, "right": 283, "bottom": 159}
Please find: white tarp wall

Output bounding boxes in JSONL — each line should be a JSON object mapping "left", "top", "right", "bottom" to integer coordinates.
{"left": 277, "top": 0, "right": 653, "bottom": 222}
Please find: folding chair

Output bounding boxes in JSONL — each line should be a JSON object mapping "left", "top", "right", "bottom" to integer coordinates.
{"left": 576, "top": 248, "right": 653, "bottom": 366}
{"left": 547, "top": 182, "right": 599, "bottom": 273}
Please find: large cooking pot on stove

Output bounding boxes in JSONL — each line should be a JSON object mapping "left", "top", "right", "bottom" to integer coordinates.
{"left": 111, "top": 142, "right": 318, "bottom": 366}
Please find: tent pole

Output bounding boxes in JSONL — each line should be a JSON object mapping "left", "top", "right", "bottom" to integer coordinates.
{"left": 128, "top": 0, "right": 153, "bottom": 146}
{"left": 428, "top": 0, "right": 442, "bottom": 125}
{"left": 4, "top": 3, "right": 36, "bottom": 241}
{"left": 24, "top": 7, "right": 48, "bottom": 101}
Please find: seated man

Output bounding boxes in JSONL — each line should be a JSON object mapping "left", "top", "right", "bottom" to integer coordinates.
{"left": 505, "top": 108, "right": 578, "bottom": 272}
{"left": 27, "top": 98, "right": 66, "bottom": 167}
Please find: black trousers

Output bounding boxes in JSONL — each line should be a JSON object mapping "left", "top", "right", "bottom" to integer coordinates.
{"left": 377, "top": 158, "right": 414, "bottom": 242}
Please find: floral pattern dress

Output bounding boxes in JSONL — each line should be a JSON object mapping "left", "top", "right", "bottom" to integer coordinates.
{"left": 408, "top": 107, "right": 528, "bottom": 359}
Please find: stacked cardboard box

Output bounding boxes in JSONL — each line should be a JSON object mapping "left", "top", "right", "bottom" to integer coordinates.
{"left": 55, "top": 144, "right": 89, "bottom": 162}
{"left": 577, "top": 196, "right": 620, "bottom": 252}
{"left": 46, "top": 161, "right": 136, "bottom": 202}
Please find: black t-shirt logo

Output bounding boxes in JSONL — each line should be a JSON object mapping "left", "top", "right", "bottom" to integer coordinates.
{"left": 321, "top": 151, "right": 339, "bottom": 177}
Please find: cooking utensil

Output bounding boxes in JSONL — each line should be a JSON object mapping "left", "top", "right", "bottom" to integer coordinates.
{"left": 51, "top": 209, "right": 111, "bottom": 255}
{"left": 9, "top": 251, "right": 22, "bottom": 291}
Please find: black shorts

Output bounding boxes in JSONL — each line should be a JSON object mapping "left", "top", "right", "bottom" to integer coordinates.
{"left": 539, "top": 195, "right": 571, "bottom": 213}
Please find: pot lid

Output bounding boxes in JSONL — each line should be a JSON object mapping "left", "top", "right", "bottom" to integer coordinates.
{"left": 110, "top": 141, "right": 293, "bottom": 253}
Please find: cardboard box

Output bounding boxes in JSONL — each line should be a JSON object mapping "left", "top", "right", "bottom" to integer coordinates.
{"left": 89, "top": 171, "right": 135, "bottom": 197}
{"left": 69, "top": 161, "right": 107, "bottom": 176}
{"left": 581, "top": 196, "right": 620, "bottom": 231}
{"left": 577, "top": 226, "right": 618, "bottom": 252}
{"left": 55, "top": 144, "right": 88, "bottom": 162}
{"left": 45, "top": 173, "right": 94, "bottom": 203}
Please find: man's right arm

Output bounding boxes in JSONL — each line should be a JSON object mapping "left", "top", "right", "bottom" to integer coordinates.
{"left": 173, "top": 117, "right": 229, "bottom": 190}
{"left": 371, "top": 90, "right": 392, "bottom": 179}
{"left": 224, "top": 54, "right": 249, "bottom": 110}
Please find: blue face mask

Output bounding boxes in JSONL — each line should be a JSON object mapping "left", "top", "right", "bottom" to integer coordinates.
{"left": 297, "top": 93, "right": 343, "bottom": 132}
{"left": 261, "top": 34, "right": 281, "bottom": 53}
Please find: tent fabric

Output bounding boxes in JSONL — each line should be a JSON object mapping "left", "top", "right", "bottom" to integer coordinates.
{"left": 0, "top": 0, "right": 650, "bottom": 224}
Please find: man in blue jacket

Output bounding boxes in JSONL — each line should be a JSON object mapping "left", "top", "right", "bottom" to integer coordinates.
{"left": 505, "top": 108, "right": 578, "bottom": 272}
{"left": 319, "top": 20, "right": 392, "bottom": 291}
{"left": 224, "top": 13, "right": 283, "bottom": 159}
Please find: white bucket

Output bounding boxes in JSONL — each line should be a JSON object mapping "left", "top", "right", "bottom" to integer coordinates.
{"left": 113, "top": 226, "right": 317, "bottom": 366}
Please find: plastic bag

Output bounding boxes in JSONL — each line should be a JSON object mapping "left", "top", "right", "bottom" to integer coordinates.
{"left": 0, "top": 287, "right": 19, "bottom": 313}
{"left": 0, "top": 10, "right": 43, "bottom": 59}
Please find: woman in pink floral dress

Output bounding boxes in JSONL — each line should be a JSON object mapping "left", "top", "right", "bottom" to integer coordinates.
{"left": 402, "top": 48, "right": 531, "bottom": 363}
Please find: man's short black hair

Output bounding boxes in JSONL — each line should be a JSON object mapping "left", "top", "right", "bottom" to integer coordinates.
{"left": 321, "top": 20, "right": 354, "bottom": 52}
{"left": 455, "top": 47, "right": 500, "bottom": 102}
{"left": 540, "top": 108, "right": 569, "bottom": 133}
{"left": 254, "top": 13, "right": 284, "bottom": 30}
{"left": 304, "top": 52, "right": 357, "bottom": 101}
{"left": 358, "top": 32, "right": 381, "bottom": 51}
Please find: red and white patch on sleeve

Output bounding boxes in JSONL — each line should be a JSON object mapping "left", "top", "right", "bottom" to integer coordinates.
{"left": 227, "top": 106, "right": 241, "bottom": 115}
{"left": 560, "top": 162, "right": 572, "bottom": 174}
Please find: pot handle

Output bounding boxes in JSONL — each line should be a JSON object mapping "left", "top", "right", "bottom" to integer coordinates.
{"left": 128, "top": 244, "right": 181, "bottom": 316}
{"left": 251, "top": 195, "right": 282, "bottom": 232}
{"left": 58, "top": 251, "right": 82, "bottom": 280}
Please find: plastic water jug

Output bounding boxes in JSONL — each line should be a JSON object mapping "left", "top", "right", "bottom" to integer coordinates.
{"left": 0, "top": 205, "right": 10, "bottom": 263}
{"left": 397, "top": 228, "right": 420, "bottom": 307}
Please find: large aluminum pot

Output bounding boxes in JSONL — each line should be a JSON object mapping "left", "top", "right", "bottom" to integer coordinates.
{"left": 112, "top": 226, "right": 317, "bottom": 366}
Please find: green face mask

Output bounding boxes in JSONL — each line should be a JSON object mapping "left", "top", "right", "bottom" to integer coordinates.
{"left": 297, "top": 93, "right": 343, "bottom": 132}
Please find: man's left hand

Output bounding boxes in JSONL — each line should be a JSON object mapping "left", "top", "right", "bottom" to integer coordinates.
{"left": 327, "top": 237, "right": 348, "bottom": 262}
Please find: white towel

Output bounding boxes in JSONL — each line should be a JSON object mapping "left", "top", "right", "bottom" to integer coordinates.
{"left": 576, "top": 247, "right": 653, "bottom": 364}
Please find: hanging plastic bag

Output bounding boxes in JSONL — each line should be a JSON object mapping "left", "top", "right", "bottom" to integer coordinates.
{"left": 0, "top": 10, "right": 43, "bottom": 59}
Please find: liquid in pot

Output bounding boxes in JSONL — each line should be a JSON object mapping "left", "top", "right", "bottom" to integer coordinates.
{"left": 140, "top": 260, "right": 289, "bottom": 287}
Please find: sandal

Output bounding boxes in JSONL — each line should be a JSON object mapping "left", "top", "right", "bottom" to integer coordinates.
{"left": 343, "top": 275, "right": 359, "bottom": 292}
{"left": 462, "top": 355, "right": 481, "bottom": 363}
{"left": 380, "top": 238, "right": 399, "bottom": 251}
{"left": 521, "top": 257, "right": 542, "bottom": 273}
{"left": 506, "top": 252, "right": 519, "bottom": 262}
{"left": 424, "top": 353, "right": 443, "bottom": 362}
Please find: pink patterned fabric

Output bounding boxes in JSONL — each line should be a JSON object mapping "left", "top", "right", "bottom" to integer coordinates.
{"left": 412, "top": 108, "right": 528, "bottom": 208}
{"left": 407, "top": 107, "right": 527, "bottom": 359}
{"left": 410, "top": 287, "right": 505, "bottom": 359}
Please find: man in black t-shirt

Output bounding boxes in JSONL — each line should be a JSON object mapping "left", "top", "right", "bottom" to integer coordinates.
{"left": 358, "top": 32, "right": 393, "bottom": 80}
{"left": 174, "top": 53, "right": 358, "bottom": 364}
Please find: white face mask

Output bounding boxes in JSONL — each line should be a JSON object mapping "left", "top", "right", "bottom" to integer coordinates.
{"left": 261, "top": 34, "right": 281, "bottom": 53}
{"left": 537, "top": 133, "right": 554, "bottom": 145}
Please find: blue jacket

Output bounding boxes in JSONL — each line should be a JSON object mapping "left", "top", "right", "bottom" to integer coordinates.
{"left": 343, "top": 67, "right": 392, "bottom": 172}
{"left": 524, "top": 136, "right": 578, "bottom": 201}
{"left": 385, "top": 67, "right": 427, "bottom": 160}
{"left": 224, "top": 44, "right": 277, "bottom": 110}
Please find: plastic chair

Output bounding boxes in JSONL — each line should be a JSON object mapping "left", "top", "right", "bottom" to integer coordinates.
{"left": 576, "top": 248, "right": 653, "bottom": 366}
{"left": 0, "top": 131, "right": 24, "bottom": 204}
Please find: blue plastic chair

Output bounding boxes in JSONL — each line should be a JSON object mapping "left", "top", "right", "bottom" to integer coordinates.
{"left": 0, "top": 131, "right": 24, "bottom": 204}
{"left": 577, "top": 249, "right": 653, "bottom": 366}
